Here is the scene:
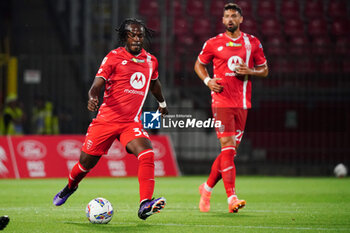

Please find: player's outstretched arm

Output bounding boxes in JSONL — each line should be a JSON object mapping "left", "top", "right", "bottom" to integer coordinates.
{"left": 87, "top": 77, "right": 105, "bottom": 112}
{"left": 150, "top": 79, "right": 168, "bottom": 116}
{"left": 194, "top": 59, "right": 223, "bottom": 93}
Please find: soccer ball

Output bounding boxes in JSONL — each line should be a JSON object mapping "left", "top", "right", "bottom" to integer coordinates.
{"left": 86, "top": 197, "right": 114, "bottom": 224}
{"left": 334, "top": 163, "right": 348, "bottom": 178}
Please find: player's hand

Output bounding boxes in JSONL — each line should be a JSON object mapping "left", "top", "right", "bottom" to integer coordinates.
{"left": 87, "top": 97, "right": 99, "bottom": 112}
{"left": 208, "top": 78, "right": 223, "bottom": 93}
{"left": 235, "top": 63, "right": 252, "bottom": 76}
{"left": 158, "top": 106, "right": 168, "bottom": 116}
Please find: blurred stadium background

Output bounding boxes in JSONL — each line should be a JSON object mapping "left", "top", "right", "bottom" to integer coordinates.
{"left": 0, "top": 0, "right": 349, "bottom": 176}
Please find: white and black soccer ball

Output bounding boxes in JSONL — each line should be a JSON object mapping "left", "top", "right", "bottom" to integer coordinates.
{"left": 334, "top": 163, "right": 348, "bottom": 178}
{"left": 86, "top": 197, "right": 114, "bottom": 224}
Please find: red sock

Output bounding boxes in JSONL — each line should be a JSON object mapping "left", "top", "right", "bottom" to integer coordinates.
{"left": 220, "top": 146, "right": 236, "bottom": 197}
{"left": 138, "top": 149, "right": 155, "bottom": 202}
{"left": 206, "top": 153, "right": 222, "bottom": 188}
{"left": 68, "top": 162, "right": 89, "bottom": 189}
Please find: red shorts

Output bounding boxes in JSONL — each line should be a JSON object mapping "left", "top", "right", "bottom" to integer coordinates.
{"left": 81, "top": 119, "right": 150, "bottom": 156}
{"left": 212, "top": 107, "right": 248, "bottom": 144}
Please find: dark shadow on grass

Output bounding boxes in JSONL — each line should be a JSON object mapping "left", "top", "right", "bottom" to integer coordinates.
{"left": 65, "top": 221, "right": 155, "bottom": 232}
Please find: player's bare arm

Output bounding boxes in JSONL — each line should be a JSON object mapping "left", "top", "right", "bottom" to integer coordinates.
{"left": 194, "top": 60, "right": 223, "bottom": 93}
{"left": 150, "top": 79, "right": 168, "bottom": 116}
{"left": 236, "top": 63, "right": 268, "bottom": 77}
{"left": 87, "top": 77, "right": 105, "bottom": 112}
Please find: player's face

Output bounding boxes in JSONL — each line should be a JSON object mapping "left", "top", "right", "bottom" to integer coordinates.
{"left": 222, "top": 9, "right": 243, "bottom": 33}
{"left": 125, "top": 24, "right": 145, "bottom": 55}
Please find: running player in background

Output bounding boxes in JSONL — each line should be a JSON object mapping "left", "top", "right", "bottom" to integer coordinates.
{"left": 53, "top": 18, "right": 168, "bottom": 220}
{"left": 194, "top": 3, "right": 268, "bottom": 213}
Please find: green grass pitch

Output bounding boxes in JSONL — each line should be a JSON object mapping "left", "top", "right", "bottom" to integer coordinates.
{"left": 1, "top": 176, "right": 350, "bottom": 233}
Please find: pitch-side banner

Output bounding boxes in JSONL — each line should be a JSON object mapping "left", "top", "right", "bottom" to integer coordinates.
{"left": 0, "top": 135, "right": 179, "bottom": 178}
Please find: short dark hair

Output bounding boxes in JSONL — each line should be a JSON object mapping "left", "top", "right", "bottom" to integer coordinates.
{"left": 224, "top": 3, "right": 242, "bottom": 16}
{"left": 115, "top": 18, "right": 154, "bottom": 46}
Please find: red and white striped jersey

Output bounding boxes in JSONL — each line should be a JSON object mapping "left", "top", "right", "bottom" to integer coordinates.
{"left": 95, "top": 47, "right": 159, "bottom": 123}
{"left": 198, "top": 32, "right": 267, "bottom": 109}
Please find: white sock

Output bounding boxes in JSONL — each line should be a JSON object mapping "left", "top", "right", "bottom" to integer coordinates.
{"left": 204, "top": 182, "right": 213, "bottom": 192}
{"left": 227, "top": 195, "right": 237, "bottom": 204}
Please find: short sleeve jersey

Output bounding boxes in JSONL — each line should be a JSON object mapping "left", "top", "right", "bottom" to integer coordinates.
{"left": 198, "top": 32, "right": 267, "bottom": 109}
{"left": 95, "top": 47, "right": 159, "bottom": 123}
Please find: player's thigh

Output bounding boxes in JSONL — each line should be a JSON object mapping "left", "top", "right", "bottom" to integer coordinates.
{"left": 126, "top": 138, "right": 153, "bottom": 156}
{"left": 119, "top": 123, "right": 152, "bottom": 156}
{"left": 212, "top": 107, "right": 236, "bottom": 138}
{"left": 82, "top": 120, "right": 119, "bottom": 156}
{"left": 233, "top": 109, "right": 248, "bottom": 146}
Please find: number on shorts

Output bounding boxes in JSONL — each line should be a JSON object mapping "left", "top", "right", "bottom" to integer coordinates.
{"left": 133, "top": 128, "right": 149, "bottom": 137}
{"left": 235, "top": 130, "right": 244, "bottom": 142}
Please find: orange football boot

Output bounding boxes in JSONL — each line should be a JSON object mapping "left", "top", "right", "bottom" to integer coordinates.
{"left": 228, "top": 196, "right": 246, "bottom": 213}
{"left": 199, "top": 183, "right": 211, "bottom": 212}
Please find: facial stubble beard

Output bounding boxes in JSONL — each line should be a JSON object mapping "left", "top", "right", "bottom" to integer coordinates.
{"left": 226, "top": 25, "right": 238, "bottom": 33}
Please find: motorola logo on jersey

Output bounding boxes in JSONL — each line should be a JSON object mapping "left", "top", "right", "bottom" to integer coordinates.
{"left": 227, "top": 56, "right": 243, "bottom": 71}
{"left": 130, "top": 72, "right": 146, "bottom": 89}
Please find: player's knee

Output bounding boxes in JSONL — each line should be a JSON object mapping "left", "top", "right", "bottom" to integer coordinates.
{"left": 220, "top": 136, "right": 236, "bottom": 148}
{"left": 79, "top": 152, "right": 100, "bottom": 170}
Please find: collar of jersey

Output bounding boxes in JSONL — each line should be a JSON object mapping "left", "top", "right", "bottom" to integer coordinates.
{"left": 224, "top": 32, "right": 242, "bottom": 41}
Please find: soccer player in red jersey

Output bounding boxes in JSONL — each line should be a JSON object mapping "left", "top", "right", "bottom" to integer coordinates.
{"left": 53, "top": 18, "right": 168, "bottom": 220}
{"left": 194, "top": 3, "right": 268, "bottom": 213}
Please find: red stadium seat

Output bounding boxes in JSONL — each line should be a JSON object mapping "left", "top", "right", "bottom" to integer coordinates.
{"left": 270, "top": 58, "right": 294, "bottom": 74}
{"left": 167, "top": 0, "right": 183, "bottom": 17}
{"left": 307, "top": 18, "right": 328, "bottom": 38}
{"left": 186, "top": 0, "right": 205, "bottom": 17}
{"left": 331, "top": 19, "right": 349, "bottom": 37}
{"left": 146, "top": 18, "right": 160, "bottom": 34}
{"left": 214, "top": 18, "right": 225, "bottom": 35}
{"left": 320, "top": 60, "right": 340, "bottom": 74}
{"left": 294, "top": 59, "right": 317, "bottom": 74}
{"left": 209, "top": 0, "right": 226, "bottom": 17}
{"left": 342, "top": 59, "right": 350, "bottom": 73}
{"left": 311, "top": 37, "right": 333, "bottom": 56}
{"left": 240, "top": 17, "right": 258, "bottom": 35}
{"left": 150, "top": 41, "right": 161, "bottom": 54}
{"left": 280, "top": 0, "right": 301, "bottom": 20}
{"left": 328, "top": 0, "right": 348, "bottom": 19}
{"left": 175, "top": 34, "right": 195, "bottom": 54}
{"left": 260, "top": 18, "right": 282, "bottom": 38}
{"left": 335, "top": 36, "right": 350, "bottom": 55}
{"left": 257, "top": 0, "right": 277, "bottom": 19}
{"left": 288, "top": 35, "right": 310, "bottom": 55}
{"left": 138, "top": 0, "right": 159, "bottom": 17}
{"left": 192, "top": 18, "right": 212, "bottom": 37}
{"left": 283, "top": 18, "right": 305, "bottom": 37}
{"left": 304, "top": 0, "right": 324, "bottom": 20}
{"left": 234, "top": 0, "right": 253, "bottom": 18}
{"left": 173, "top": 17, "right": 190, "bottom": 36}
{"left": 265, "top": 35, "right": 287, "bottom": 56}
